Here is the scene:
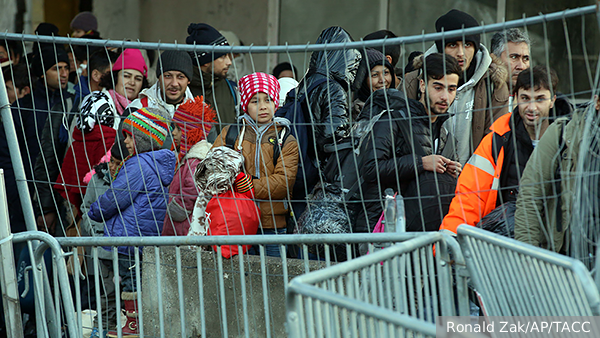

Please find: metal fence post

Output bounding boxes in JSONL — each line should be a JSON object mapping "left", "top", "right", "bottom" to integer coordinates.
{"left": 0, "top": 67, "right": 37, "bottom": 233}
{"left": 0, "top": 169, "right": 24, "bottom": 337}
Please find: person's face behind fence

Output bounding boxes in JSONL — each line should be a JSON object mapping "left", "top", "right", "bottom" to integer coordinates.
{"left": 444, "top": 40, "right": 475, "bottom": 72}
{"left": 420, "top": 73, "right": 459, "bottom": 116}
{"left": 247, "top": 92, "right": 275, "bottom": 125}
{"left": 5, "top": 80, "right": 29, "bottom": 104}
{"left": 205, "top": 54, "right": 232, "bottom": 78}
{"left": 115, "top": 69, "right": 144, "bottom": 101}
{"left": 368, "top": 65, "right": 392, "bottom": 92}
{"left": 516, "top": 86, "right": 555, "bottom": 128}
{"left": 159, "top": 70, "right": 190, "bottom": 105}
{"left": 44, "top": 61, "right": 69, "bottom": 90}
{"left": 501, "top": 42, "right": 530, "bottom": 87}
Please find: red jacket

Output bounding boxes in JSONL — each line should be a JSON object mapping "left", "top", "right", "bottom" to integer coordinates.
{"left": 54, "top": 125, "right": 116, "bottom": 212}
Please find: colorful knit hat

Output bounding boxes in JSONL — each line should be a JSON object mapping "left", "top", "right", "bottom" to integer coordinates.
{"left": 122, "top": 107, "right": 171, "bottom": 154}
{"left": 112, "top": 48, "right": 148, "bottom": 78}
{"left": 238, "top": 72, "right": 280, "bottom": 113}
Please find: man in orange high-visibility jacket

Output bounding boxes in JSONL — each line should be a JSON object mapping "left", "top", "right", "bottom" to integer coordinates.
{"left": 440, "top": 65, "right": 561, "bottom": 234}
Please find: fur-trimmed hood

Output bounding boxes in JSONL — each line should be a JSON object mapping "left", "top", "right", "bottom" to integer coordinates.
{"left": 412, "top": 44, "right": 508, "bottom": 88}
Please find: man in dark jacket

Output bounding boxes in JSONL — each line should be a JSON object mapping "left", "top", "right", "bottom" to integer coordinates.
{"left": 32, "top": 43, "right": 75, "bottom": 235}
{"left": 401, "top": 10, "right": 509, "bottom": 165}
{"left": 186, "top": 23, "right": 237, "bottom": 140}
{"left": 355, "top": 53, "right": 462, "bottom": 233}
{"left": 0, "top": 43, "right": 71, "bottom": 234}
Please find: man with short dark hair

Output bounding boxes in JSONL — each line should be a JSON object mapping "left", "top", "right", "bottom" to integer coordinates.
{"left": 73, "top": 49, "right": 118, "bottom": 108}
{"left": 186, "top": 23, "right": 237, "bottom": 138}
{"left": 0, "top": 40, "right": 72, "bottom": 234}
{"left": 514, "top": 83, "right": 600, "bottom": 253}
{"left": 490, "top": 28, "right": 531, "bottom": 90}
{"left": 441, "top": 65, "right": 558, "bottom": 234}
{"left": 128, "top": 50, "right": 194, "bottom": 117}
{"left": 356, "top": 53, "right": 463, "bottom": 233}
{"left": 3, "top": 64, "right": 30, "bottom": 104}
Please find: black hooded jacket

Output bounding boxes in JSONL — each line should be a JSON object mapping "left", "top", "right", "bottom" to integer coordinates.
{"left": 297, "top": 26, "right": 361, "bottom": 162}
{"left": 353, "top": 89, "right": 456, "bottom": 233}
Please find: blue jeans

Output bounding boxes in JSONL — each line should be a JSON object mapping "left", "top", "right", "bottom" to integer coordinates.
{"left": 118, "top": 254, "right": 138, "bottom": 292}
{"left": 249, "top": 228, "right": 287, "bottom": 258}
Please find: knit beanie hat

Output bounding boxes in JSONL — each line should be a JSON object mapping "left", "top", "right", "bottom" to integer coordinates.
{"left": 112, "top": 49, "right": 148, "bottom": 78}
{"left": 435, "top": 9, "right": 481, "bottom": 52}
{"left": 110, "top": 138, "right": 129, "bottom": 161}
{"left": 122, "top": 107, "right": 171, "bottom": 154}
{"left": 186, "top": 23, "right": 229, "bottom": 66}
{"left": 357, "top": 49, "right": 395, "bottom": 102}
{"left": 30, "top": 44, "right": 70, "bottom": 78}
{"left": 238, "top": 72, "right": 280, "bottom": 113}
{"left": 156, "top": 50, "right": 193, "bottom": 80}
{"left": 70, "top": 12, "right": 98, "bottom": 33}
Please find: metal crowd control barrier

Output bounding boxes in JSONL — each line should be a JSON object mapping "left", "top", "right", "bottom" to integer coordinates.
{"left": 53, "top": 233, "right": 422, "bottom": 338}
{"left": 286, "top": 232, "right": 469, "bottom": 338}
{"left": 457, "top": 224, "right": 600, "bottom": 316}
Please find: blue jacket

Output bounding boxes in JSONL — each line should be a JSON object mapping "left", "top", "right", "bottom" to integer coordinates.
{"left": 88, "top": 149, "right": 176, "bottom": 255}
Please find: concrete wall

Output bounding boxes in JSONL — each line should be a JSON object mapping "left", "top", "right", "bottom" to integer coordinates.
{"left": 0, "top": 0, "right": 17, "bottom": 33}
{"left": 141, "top": 247, "right": 330, "bottom": 338}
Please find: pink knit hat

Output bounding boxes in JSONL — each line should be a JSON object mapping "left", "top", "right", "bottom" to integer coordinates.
{"left": 112, "top": 49, "right": 148, "bottom": 78}
{"left": 239, "top": 72, "right": 280, "bottom": 113}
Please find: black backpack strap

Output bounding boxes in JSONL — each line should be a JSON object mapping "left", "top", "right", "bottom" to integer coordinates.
{"left": 225, "top": 124, "right": 240, "bottom": 150}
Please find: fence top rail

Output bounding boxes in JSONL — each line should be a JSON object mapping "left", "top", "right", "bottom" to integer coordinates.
{"left": 0, "top": 5, "right": 596, "bottom": 53}
{"left": 458, "top": 225, "right": 587, "bottom": 270}
{"left": 27, "top": 231, "right": 429, "bottom": 247}
{"left": 289, "top": 233, "right": 443, "bottom": 285}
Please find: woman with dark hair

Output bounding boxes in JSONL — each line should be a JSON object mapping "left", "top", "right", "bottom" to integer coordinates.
{"left": 352, "top": 48, "right": 396, "bottom": 118}
{"left": 55, "top": 49, "right": 149, "bottom": 214}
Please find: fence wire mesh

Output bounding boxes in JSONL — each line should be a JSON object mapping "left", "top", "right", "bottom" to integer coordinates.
{"left": 0, "top": 4, "right": 599, "bottom": 337}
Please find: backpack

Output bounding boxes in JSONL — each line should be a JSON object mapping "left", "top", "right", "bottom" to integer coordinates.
{"left": 274, "top": 77, "right": 328, "bottom": 197}
{"left": 299, "top": 89, "right": 410, "bottom": 237}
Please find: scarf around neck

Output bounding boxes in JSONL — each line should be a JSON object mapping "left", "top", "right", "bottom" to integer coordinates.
{"left": 108, "top": 89, "right": 130, "bottom": 115}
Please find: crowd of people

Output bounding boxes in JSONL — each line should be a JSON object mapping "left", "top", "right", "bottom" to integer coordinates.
{"left": 1, "top": 8, "right": 600, "bottom": 337}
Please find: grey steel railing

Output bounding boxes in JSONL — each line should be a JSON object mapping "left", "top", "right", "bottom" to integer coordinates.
{"left": 457, "top": 224, "right": 600, "bottom": 317}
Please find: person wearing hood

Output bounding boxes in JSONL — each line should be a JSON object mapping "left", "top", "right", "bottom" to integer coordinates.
{"left": 186, "top": 23, "right": 237, "bottom": 139}
{"left": 88, "top": 107, "right": 176, "bottom": 337}
{"left": 356, "top": 53, "right": 462, "bottom": 234}
{"left": 401, "top": 9, "right": 509, "bottom": 165}
{"left": 212, "top": 72, "right": 299, "bottom": 257}
{"left": 128, "top": 50, "right": 194, "bottom": 117}
{"left": 285, "top": 26, "right": 361, "bottom": 225}
{"left": 441, "top": 65, "right": 558, "bottom": 235}
{"left": 352, "top": 48, "right": 396, "bottom": 118}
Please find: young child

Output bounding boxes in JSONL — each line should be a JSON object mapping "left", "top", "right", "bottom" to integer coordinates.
{"left": 88, "top": 107, "right": 176, "bottom": 337}
{"left": 212, "top": 72, "right": 299, "bottom": 257}
{"left": 79, "top": 139, "right": 127, "bottom": 334}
